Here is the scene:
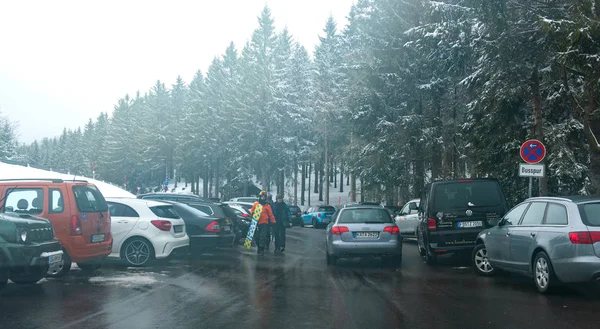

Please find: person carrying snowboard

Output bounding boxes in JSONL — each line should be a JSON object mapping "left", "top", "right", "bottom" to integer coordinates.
{"left": 250, "top": 191, "right": 276, "bottom": 255}
{"left": 272, "top": 194, "right": 290, "bottom": 253}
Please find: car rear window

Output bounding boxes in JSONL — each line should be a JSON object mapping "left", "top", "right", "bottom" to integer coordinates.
{"left": 220, "top": 204, "right": 238, "bottom": 218}
{"left": 433, "top": 181, "right": 504, "bottom": 209}
{"left": 338, "top": 208, "right": 393, "bottom": 224}
{"left": 318, "top": 206, "right": 335, "bottom": 212}
{"left": 289, "top": 206, "right": 301, "bottom": 212}
{"left": 150, "top": 205, "right": 180, "bottom": 219}
{"left": 579, "top": 203, "right": 600, "bottom": 227}
{"left": 72, "top": 185, "right": 108, "bottom": 212}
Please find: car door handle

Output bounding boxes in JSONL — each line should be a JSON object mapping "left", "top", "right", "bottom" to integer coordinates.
{"left": 117, "top": 220, "right": 129, "bottom": 224}
{"left": 530, "top": 232, "right": 537, "bottom": 237}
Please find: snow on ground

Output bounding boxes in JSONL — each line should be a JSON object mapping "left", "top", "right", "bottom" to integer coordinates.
{"left": 88, "top": 274, "right": 160, "bottom": 287}
{"left": 0, "top": 161, "right": 134, "bottom": 198}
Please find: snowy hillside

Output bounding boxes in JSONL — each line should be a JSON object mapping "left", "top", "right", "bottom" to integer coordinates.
{"left": 0, "top": 161, "right": 134, "bottom": 198}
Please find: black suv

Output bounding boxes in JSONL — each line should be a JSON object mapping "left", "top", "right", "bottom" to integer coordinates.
{"left": 1, "top": 212, "right": 63, "bottom": 289}
{"left": 416, "top": 179, "right": 508, "bottom": 265}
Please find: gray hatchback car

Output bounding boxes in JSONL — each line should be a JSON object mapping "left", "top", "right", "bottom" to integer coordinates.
{"left": 325, "top": 206, "right": 402, "bottom": 266}
{"left": 472, "top": 196, "right": 600, "bottom": 293}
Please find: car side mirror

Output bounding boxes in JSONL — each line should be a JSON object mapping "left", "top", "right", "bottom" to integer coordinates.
{"left": 497, "top": 218, "right": 505, "bottom": 227}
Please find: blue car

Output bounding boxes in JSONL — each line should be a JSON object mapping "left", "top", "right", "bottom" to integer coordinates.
{"left": 302, "top": 205, "right": 336, "bottom": 228}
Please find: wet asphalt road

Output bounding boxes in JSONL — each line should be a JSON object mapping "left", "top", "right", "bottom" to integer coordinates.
{"left": 1, "top": 227, "right": 599, "bottom": 329}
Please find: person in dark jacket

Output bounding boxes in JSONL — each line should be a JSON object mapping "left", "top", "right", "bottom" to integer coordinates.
{"left": 272, "top": 194, "right": 290, "bottom": 252}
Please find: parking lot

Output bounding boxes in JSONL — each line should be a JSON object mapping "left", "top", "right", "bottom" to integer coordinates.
{"left": 1, "top": 227, "right": 599, "bottom": 329}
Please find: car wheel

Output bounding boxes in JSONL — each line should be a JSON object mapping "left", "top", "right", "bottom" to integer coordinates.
{"left": 472, "top": 244, "right": 495, "bottom": 276}
{"left": 47, "top": 249, "right": 72, "bottom": 278}
{"left": 326, "top": 253, "right": 337, "bottom": 266}
{"left": 0, "top": 255, "right": 8, "bottom": 289}
{"left": 77, "top": 262, "right": 102, "bottom": 272}
{"left": 423, "top": 247, "right": 437, "bottom": 265}
{"left": 9, "top": 266, "right": 47, "bottom": 284}
{"left": 533, "top": 252, "right": 557, "bottom": 294}
{"left": 312, "top": 218, "right": 318, "bottom": 229}
{"left": 122, "top": 237, "right": 155, "bottom": 267}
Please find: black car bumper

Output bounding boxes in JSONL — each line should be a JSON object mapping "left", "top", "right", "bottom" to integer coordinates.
{"left": 290, "top": 216, "right": 302, "bottom": 226}
{"left": 426, "top": 229, "right": 482, "bottom": 252}
{"left": 189, "top": 235, "right": 236, "bottom": 249}
{"left": 4, "top": 240, "right": 62, "bottom": 267}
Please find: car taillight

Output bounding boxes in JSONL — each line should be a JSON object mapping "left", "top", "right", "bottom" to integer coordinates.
{"left": 206, "top": 221, "right": 221, "bottom": 233}
{"left": 384, "top": 226, "right": 400, "bottom": 235}
{"left": 569, "top": 231, "right": 600, "bottom": 244}
{"left": 427, "top": 218, "right": 437, "bottom": 231}
{"left": 297, "top": 212, "right": 302, "bottom": 215}
{"left": 241, "top": 213, "right": 249, "bottom": 217}
{"left": 151, "top": 220, "right": 172, "bottom": 232}
{"left": 331, "top": 226, "right": 349, "bottom": 235}
{"left": 70, "top": 215, "right": 82, "bottom": 236}
{"left": 318, "top": 213, "right": 322, "bottom": 218}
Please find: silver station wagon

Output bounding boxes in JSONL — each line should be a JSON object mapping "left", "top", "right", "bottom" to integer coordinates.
{"left": 472, "top": 196, "right": 600, "bottom": 293}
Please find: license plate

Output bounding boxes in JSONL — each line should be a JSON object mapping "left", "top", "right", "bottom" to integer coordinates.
{"left": 354, "top": 232, "right": 379, "bottom": 238}
{"left": 223, "top": 225, "right": 231, "bottom": 232}
{"left": 48, "top": 254, "right": 62, "bottom": 264}
{"left": 174, "top": 225, "right": 184, "bottom": 233}
{"left": 457, "top": 221, "right": 483, "bottom": 228}
{"left": 91, "top": 234, "right": 105, "bottom": 243}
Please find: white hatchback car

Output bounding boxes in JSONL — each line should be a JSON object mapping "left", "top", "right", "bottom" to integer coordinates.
{"left": 106, "top": 198, "right": 189, "bottom": 266}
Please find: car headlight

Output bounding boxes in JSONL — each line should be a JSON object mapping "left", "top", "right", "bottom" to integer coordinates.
{"left": 17, "top": 228, "right": 28, "bottom": 242}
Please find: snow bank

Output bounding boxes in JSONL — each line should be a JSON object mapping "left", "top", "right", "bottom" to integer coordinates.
{"left": 0, "top": 161, "right": 135, "bottom": 198}
{"left": 88, "top": 274, "right": 159, "bottom": 287}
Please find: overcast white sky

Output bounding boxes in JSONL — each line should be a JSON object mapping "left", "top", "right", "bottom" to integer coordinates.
{"left": 0, "top": 0, "right": 355, "bottom": 143}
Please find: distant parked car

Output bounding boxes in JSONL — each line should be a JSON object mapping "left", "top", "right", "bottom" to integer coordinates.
{"left": 224, "top": 204, "right": 251, "bottom": 241}
{"left": 165, "top": 202, "right": 236, "bottom": 249}
{"left": 395, "top": 199, "right": 420, "bottom": 237}
{"left": 473, "top": 196, "right": 600, "bottom": 293}
{"left": 325, "top": 205, "right": 402, "bottom": 266}
{"left": 224, "top": 201, "right": 253, "bottom": 213}
{"left": 137, "top": 193, "right": 211, "bottom": 203}
{"left": 106, "top": 198, "right": 189, "bottom": 266}
{"left": 289, "top": 205, "right": 303, "bottom": 227}
{"left": 302, "top": 205, "right": 336, "bottom": 228}
{"left": 229, "top": 197, "right": 258, "bottom": 204}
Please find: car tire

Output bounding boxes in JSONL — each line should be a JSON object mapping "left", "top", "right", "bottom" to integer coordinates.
{"left": 472, "top": 244, "right": 495, "bottom": 276}
{"left": 300, "top": 220, "right": 304, "bottom": 228}
{"left": 47, "top": 249, "right": 72, "bottom": 278}
{"left": 312, "top": 218, "right": 318, "bottom": 229}
{"left": 9, "top": 266, "right": 47, "bottom": 284}
{"left": 77, "top": 262, "right": 102, "bottom": 272}
{"left": 533, "top": 251, "right": 557, "bottom": 294}
{"left": 423, "top": 247, "right": 437, "bottom": 265}
{"left": 326, "top": 253, "right": 337, "bottom": 266}
{"left": 0, "top": 254, "right": 8, "bottom": 289}
{"left": 122, "top": 237, "right": 155, "bottom": 267}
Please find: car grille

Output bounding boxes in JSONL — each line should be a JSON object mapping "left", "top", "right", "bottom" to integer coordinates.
{"left": 29, "top": 227, "right": 55, "bottom": 242}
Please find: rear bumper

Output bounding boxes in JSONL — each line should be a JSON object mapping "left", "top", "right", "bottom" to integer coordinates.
{"left": 62, "top": 234, "right": 113, "bottom": 262}
{"left": 189, "top": 234, "right": 235, "bottom": 249}
{"left": 426, "top": 229, "right": 481, "bottom": 251}
{"left": 330, "top": 240, "right": 402, "bottom": 257}
{"left": 552, "top": 256, "right": 600, "bottom": 283}
{"left": 290, "top": 216, "right": 302, "bottom": 225}
{"left": 155, "top": 235, "right": 190, "bottom": 259}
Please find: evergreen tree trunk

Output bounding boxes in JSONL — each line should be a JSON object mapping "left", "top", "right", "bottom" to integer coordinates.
{"left": 532, "top": 66, "right": 548, "bottom": 196}
{"left": 215, "top": 157, "right": 220, "bottom": 200}
{"left": 294, "top": 157, "right": 298, "bottom": 205}
{"left": 350, "top": 171, "right": 356, "bottom": 202}
{"left": 339, "top": 159, "right": 344, "bottom": 193}
{"left": 301, "top": 163, "right": 306, "bottom": 206}
{"left": 333, "top": 159, "right": 337, "bottom": 188}
{"left": 360, "top": 177, "right": 364, "bottom": 203}
{"left": 314, "top": 159, "right": 319, "bottom": 194}
{"left": 324, "top": 137, "right": 330, "bottom": 205}
{"left": 346, "top": 167, "right": 350, "bottom": 186}
{"left": 203, "top": 166, "right": 209, "bottom": 198}
{"left": 308, "top": 161, "right": 312, "bottom": 206}
{"left": 319, "top": 152, "right": 324, "bottom": 202}
{"left": 208, "top": 166, "right": 213, "bottom": 199}
{"left": 190, "top": 174, "right": 195, "bottom": 194}
{"left": 583, "top": 81, "right": 600, "bottom": 195}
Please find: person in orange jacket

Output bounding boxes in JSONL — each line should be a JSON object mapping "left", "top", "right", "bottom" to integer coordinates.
{"left": 251, "top": 191, "right": 276, "bottom": 255}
